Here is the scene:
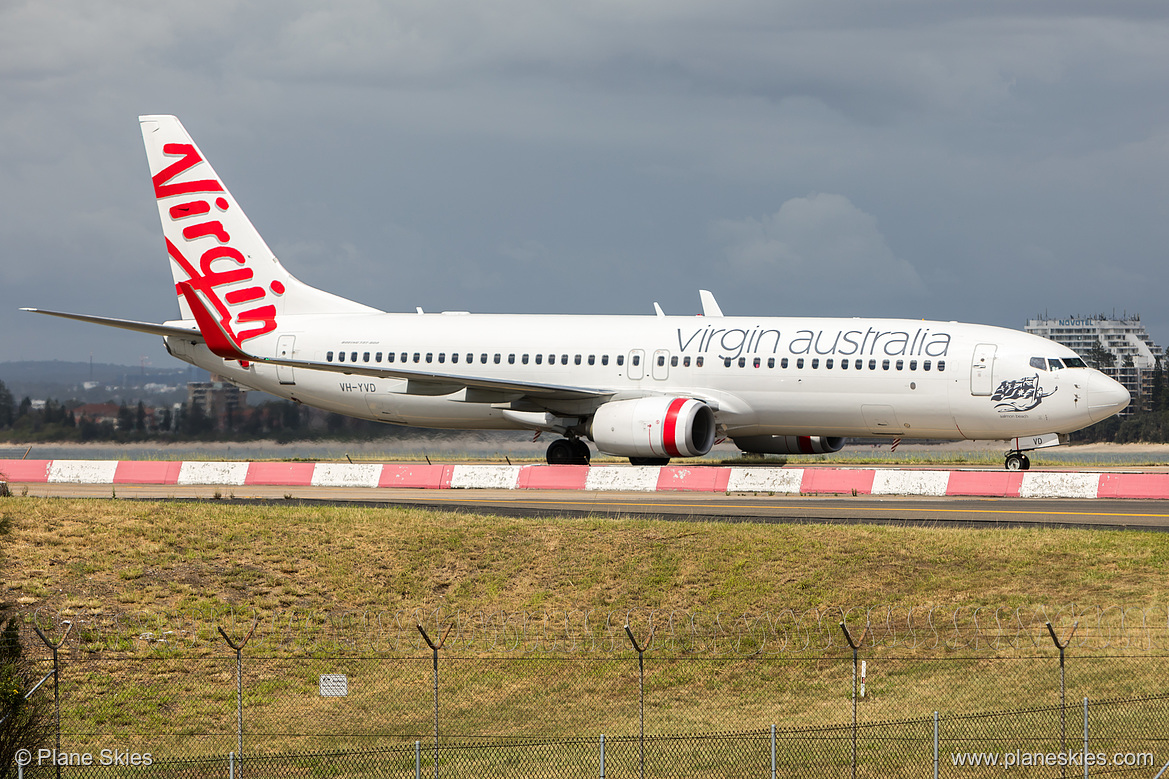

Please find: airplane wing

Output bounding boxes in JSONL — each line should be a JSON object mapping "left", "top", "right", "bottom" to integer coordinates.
{"left": 175, "top": 283, "right": 614, "bottom": 401}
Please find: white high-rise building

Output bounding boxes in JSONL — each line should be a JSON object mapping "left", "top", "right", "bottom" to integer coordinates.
{"left": 1025, "top": 315, "right": 1161, "bottom": 410}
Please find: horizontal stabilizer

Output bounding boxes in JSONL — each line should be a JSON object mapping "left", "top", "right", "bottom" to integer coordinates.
{"left": 22, "top": 308, "right": 200, "bottom": 340}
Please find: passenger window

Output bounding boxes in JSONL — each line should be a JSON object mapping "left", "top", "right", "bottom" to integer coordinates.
{"left": 868, "top": 359, "right": 876, "bottom": 370}
{"left": 696, "top": 357, "right": 704, "bottom": 367}
{"left": 738, "top": 357, "right": 746, "bottom": 367}
{"left": 781, "top": 358, "right": 789, "bottom": 368}
{"left": 426, "top": 353, "right": 433, "bottom": 363}
{"left": 327, "top": 351, "right": 334, "bottom": 362}
{"left": 561, "top": 355, "right": 569, "bottom": 365}
{"left": 522, "top": 354, "right": 529, "bottom": 365}
{"left": 338, "top": 352, "right": 345, "bottom": 362}
{"left": 910, "top": 360, "right": 917, "bottom": 370}
{"left": 657, "top": 355, "right": 665, "bottom": 367}
{"left": 938, "top": 360, "right": 946, "bottom": 372}
{"left": 451, "top": 353, "right": 458, "bottom": 364}
{"left": 1030, "top": 356, "right": 1046, "bottom": 370}
{"left": 589, "top": 355, "right": 596, "bottom": 365}
{"left": 494, "top": 354, "right": 501, "bottom": 364}
{"left": 602, "top": 355, "right": 609, "bottom": 366}
{"left": 535, "top": 354, "right": 543, "bottom": 365}
{"left": 466, "top": 354, "right": 472, "bottom": 363}
{"left": 796, "top": 358, "right": 804, "bottom": 369}
{"left": 617, "top": 355, "right": 625, "bottom": 366}
{"left": 855, "top": 359, "right": 863, "bottom": 369}
{"left": 753, "top": 357, "right": 761, "bottom": 368}
{"left": 575, "top": 355, "right": 582, "bottom": 365}
{"left": 413, "top": 353, "right": 420, "bottom": 363}
{"left": 632, "top": 355, "right": 640, "bottom": 366}
{"left": 388, "top": 352, "right": 395, "bottom": 363}
{"left": 351, "top": 352, "right": 358, "bottom": 362}
{"left": 684, "top": 356, "right": 692, "bottom": 367}
{"left": 825, "top": 358, "right": 833, "bottom": 369}
{"left": 438, "top": 353, "right": 445, "bottom": 363}
{"left": 882, "top": 359, "right": 890, "bottom": 370}
{"left": 481, "top": 354, "right": 488, "bottom": 364}
{"left": 724, "top": 358, "right": 733, "bottom": 368}
{"left": 811, "top": 358, "right": 819, "bottom": 369}
{"left": 767, "top": 358, "right": 774, "bottom": 368}
{"left": 923, "top": 360, "right": 932, "bottom": 371}
{"left": 363, "top": 352, "right": 370, "bottom": 362}
{"left": 508, "top": 354, "right": 515, "bottom": 364}
{"left": 841, "top": 359, "right": 848, "bottom": 370}
{"left": 375, "top": 352, "right": 382, "bottom": 363}
{"left": 896, "top": 360, "right": 903, "bottom": 370}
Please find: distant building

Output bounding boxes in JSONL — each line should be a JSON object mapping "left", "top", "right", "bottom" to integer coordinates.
{"left": 186, "top": 376, "right": 248, "bottom": 429}
{"left": 1025, "top": 315, "right": 1162, "bottom": 411}
{"left": 74, "top": 402, "right": 121, "bottom": 427}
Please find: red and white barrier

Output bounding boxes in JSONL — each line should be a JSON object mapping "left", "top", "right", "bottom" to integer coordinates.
{"left": 2, "top": 459, "right": 1169, "bottom": 499}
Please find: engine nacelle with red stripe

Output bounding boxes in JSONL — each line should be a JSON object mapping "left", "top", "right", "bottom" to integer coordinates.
{"left": 732, "top": 435, "right": 846, "bottom": 455}
{"left": 589, "top": 397, "right": 716, "bottom": 459}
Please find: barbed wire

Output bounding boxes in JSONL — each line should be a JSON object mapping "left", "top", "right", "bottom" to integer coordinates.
{"left": 19, "top": 604, "right": 1169, "bottom": 657}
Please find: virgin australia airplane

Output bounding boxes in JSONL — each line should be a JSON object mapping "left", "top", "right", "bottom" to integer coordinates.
{"left": 24, "top": 115, "right": 1129, "bottom": 469}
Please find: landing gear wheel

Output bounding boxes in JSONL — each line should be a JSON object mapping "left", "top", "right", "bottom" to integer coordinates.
{"left": 547, "top": 438, "right": 590, "bottom": 465}
{"left": 629, "top": 457, "right": 670, "bottom": 466}
{"left": 546, "top": 439, "right": 574, "bottom": 465}
{"left": 1004, "top": 453, "right": 1031, "bottom": 471}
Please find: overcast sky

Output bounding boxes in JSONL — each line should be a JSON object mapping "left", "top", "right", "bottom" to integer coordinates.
{"left": 2, "top": 1, "right": 1167, "bottom": 365}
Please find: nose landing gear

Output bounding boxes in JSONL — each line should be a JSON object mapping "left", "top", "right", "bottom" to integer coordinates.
{"left": 1004, "top": 452, "right": 1031, "bottom": 471}
{"left": 546, "top": 437, "right": 591, "bottom": 465}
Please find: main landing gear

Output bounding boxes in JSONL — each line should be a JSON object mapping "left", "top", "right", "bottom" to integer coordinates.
{"left": 1004, "top": 452, "right": 1031, "bottom": 471}
{"left": 546, "top": 437, "right": 591, "bottom": 465}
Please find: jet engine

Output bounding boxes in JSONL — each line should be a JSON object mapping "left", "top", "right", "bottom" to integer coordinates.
{"left": 732, "top": 435, "right": 846, "bottom": 455}
{"left": 589, "top": 397, "right": 716, "bottom": 458}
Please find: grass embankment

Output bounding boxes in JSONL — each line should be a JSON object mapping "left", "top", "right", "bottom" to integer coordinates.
{"left": 5, "top": 498, "right": 1169, "bottom": 616}
{"left": 2, "top": 499, "right": 1167, "bottom": 755}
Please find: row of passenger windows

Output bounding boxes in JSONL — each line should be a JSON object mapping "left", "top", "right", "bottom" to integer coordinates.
{"left": 324, "top": 349, "right": 944, "bottom": 373}
{"left": 723, "top": 356, "right": 945, "bottom": 372}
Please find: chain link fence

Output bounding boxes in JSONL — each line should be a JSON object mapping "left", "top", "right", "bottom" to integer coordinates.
{"left": 8, "top": 607, "right": 1168, "bottom": 777}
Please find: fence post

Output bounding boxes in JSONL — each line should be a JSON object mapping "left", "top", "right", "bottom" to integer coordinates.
{"left": 839, "top": 621, "right": 868, "bottom": 779}
{"left": 624, "top": 624, "right": 652, "bottom": 779}
{"left": 31, "top": 619, "right": 72, "bottom": 779}
{"left": 217, "top": 619, "right": 257, "bottom": 772}
{"left": 1046, "top": 620, "right": 1078, "bottom": 778}
{"left": 417, "top": 623, "right": 452, "bottom": 779}
{"left": 933, "top": 712, "right": 939, "bottom": 779}
{"left": 771, "top": 723, "right": 776, "bottom": 779}
{"left": 415, "top": 740, "right": 421, "bottom": 779}
{"left": 600, "top": 734, "right": 605, "bottom": 779}
{"left": 1082, "top": 698, "right": 1089, "bottom": 779}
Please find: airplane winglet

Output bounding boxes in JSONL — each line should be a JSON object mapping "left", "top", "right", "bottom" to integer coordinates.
{"left": 699, "top": 290, "right": 724, "bottom": 317}
{"left": 177, "top": 282, "right": 251, "bottom": 361}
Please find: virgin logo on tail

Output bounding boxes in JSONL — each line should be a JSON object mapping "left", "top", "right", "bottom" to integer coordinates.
{"left": 154, "top": 143, "right": 282, "bottom": 343}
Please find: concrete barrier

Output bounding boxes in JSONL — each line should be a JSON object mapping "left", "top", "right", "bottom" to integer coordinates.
{"left": 1, "top": 458, "right": 1167, "bottom": 500}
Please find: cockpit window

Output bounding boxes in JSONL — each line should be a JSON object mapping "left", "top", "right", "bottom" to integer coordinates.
{"left": 1030, "top": 357, "right": 1045, "bottom": 370}
{"left": 1048, "top": 358, "right": 1065, "bottom": 371}
{"left": 1063, "top": 357, "right": 1087, "bottom": 369}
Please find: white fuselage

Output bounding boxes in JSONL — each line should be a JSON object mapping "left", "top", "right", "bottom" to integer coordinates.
{"left": 164, "top": 312, "right": 1128, "bottom": 442}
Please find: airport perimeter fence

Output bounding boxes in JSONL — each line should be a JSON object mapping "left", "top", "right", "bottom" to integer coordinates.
{"left": 7, "top": 605, "right": 1169, "bottom": 777}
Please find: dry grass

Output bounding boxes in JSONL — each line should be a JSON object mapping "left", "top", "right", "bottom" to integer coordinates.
{"left": 3, "top": 497, "right": 1168, "bottom": 618}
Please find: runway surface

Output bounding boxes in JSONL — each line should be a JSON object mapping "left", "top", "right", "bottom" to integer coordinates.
{"left": 15, "top": 482, "right": 1169, "bottom": 531}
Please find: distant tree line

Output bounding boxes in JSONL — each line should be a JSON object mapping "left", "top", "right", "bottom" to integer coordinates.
{"left": 0, "top": 378, "right": 425, "bottom": 443}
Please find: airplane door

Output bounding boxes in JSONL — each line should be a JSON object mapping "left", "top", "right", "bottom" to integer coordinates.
{"left": 627, "top": 350, "right": 645, "bottom": 380}
{"left": 276, "top": 335, "right": 296, "bottom": 385}
{"left": 970, "top": 344, "right": 996, "bottom": 396}
{"left": 652, "top": 349, "right": 670, "bottom": 380}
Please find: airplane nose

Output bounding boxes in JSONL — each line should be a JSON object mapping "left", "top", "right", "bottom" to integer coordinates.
{"left": 1087, "top": 372, "right": 1130, "bottom": 422}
